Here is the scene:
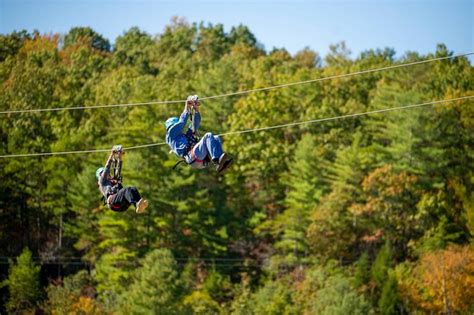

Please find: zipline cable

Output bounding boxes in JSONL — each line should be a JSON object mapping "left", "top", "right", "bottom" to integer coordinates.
{"left": 201, "top": 53, "right": 473, "bottom": 101}
{"left": 1, "top": 52, "right": 472, "bottom": 115}
{"left": 0, "top": 95, "right": 471, "bottom": 159}
{"left": 218, "top": 95, "right": 473, "bottom": 137}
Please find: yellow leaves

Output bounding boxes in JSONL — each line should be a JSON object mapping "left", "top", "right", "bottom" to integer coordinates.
{"left": 399, "top": 245, "right": 474, "bottom": 313}
{"left": 20, "top": 34, "right": 59, "bottom": 56}
{"left": 70, "top": 296, "right": 101, "bottom": 315}
{"left": 350, "top": 165, "right": 418, "bottom": 218}
{"left": 362, "top": 165, "right": 417, "bottom": 196}
{"left": 183, "top": 291, "right": 222, "bottom": 315}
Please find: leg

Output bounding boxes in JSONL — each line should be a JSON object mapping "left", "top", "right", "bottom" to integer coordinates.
{"left": 193, "top": 132, "right": 223, "bottom": 161}
{"left": 109, "top": 188, "right": 131, "bottom": 212}
{"left": 206, "top": 135, "right": 223, "bottom": 161}
{"left": 123, "top": 186, "right": 142, "bottom": 206}
{"left": 125, "top": 186, "right": 148, "bottom": 213}
{"left": 109, "top": 186, "right": 141, "bottom": 212}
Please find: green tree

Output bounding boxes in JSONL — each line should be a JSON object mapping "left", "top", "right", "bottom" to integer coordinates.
{"left": 307, "top": 132, "right": 373, "bottom": 261}
{"left": 269, "top": 134, "right": 324, "bottom": 270}
{"left": 114, "top": 27, "right": 156, "bottom": 74}
{"left": 228, "top": 24, "right": 259, "bottom": 48}
{"left": 295, "top": 264, "right": 372, "bottom": 315}
{"left": 202, "top": 269, "right": 233, "bottom": 303}
{"left": 63, "top": 27, "right": 110, "bottom": 52}
{"left": 354, "top": 252, "right": 370, "bottom": 288}
{"left": 378, "top": 269, "right": 402, "bottom": 315}
{"left": 43, "top": 270, "right": 105, "bottom": 314}
{"left": 183, "top": 291, "right": 222, "bottom": 315}
{"left": 194, "top": 22, "right": 230, "bottom": 63}
{"left": 311, "top": 274, "right": 372, "bottom": 315}
{"left": 0, "top": 30, "right": 31, "bottom": 62}
{"left": 0, "top": 34, "right": 63, "bottom": 261}
{"left": 371, "top": 241, "right": 393, "bottom": 290}
{"left": 2, "top": 248, "right": 41, "bottom": 314}
{"left": 249, "top": 277, "right": 297, "bottom": 315}
{"left": 118, "top": 248, "right": 183, "bottom": 314}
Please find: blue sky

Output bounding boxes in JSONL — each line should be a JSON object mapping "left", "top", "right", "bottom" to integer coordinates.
{"left": 1, "top": 0, "right": 472, "bottom": 60}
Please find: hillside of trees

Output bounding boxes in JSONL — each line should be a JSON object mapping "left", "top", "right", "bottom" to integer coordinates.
{"left": 0, "top": 18, "right": 473, "bottom": 314}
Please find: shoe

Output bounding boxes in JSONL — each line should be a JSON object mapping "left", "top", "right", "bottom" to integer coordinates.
{"left": 214, "top": 153, "right": 228, "bottom": 171}
{"left": 219, "top": 157, "right": 233, "bottom": 174}
{"left": 216, "top": 153, "right": 233, "bottom": 173}
{"left": 136, "top": 198, "right": 149, "bottom": 213}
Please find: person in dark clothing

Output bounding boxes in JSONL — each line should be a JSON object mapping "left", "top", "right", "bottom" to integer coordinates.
{"left": 96, "top": 147, "right": 148, "bottom": 213}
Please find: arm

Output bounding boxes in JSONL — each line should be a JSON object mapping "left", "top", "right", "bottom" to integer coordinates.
{"left": 192, "top": 111, "right": 201, "bottom": 133}
{"left": 168, "top": 108, "right": 190, "bottom": 139}
{"left": 115, "top": 156, "right": 123, "bottom": 179}
{"left": 100, "top": 152, "right": 114, "bottom": 182}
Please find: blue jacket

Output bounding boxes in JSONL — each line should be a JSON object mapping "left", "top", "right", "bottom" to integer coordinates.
{"left": 166, "top": 109, "right": 201, "bottom": 157}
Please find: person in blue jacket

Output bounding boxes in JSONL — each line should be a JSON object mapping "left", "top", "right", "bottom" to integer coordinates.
{"left": 165, "top": 95, "right": 233, "bottom": 173}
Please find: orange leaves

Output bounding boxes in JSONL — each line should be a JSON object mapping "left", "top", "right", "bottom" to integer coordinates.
{"left": 362, "top": 165, "right": 417, "bottom": 198}
{"left": 20, "top": 34, "right": 59, "bottom": 57}
{"left": 70, "top": 297, "right": 103, "bottom": 315}
{"left": 400, "top": 245, "right": 474, "bottom": 313}
{"left": 350, "top": 165, "right": 418, "bottom": 225}
{"left": 348, "top": 165, "right": 421, "bottom": 256}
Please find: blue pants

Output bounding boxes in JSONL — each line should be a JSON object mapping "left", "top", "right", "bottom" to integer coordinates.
{"left": 192, "top": 132, "right": 223, "bottom": 161}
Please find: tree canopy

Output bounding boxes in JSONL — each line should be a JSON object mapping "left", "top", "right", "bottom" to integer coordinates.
{"left": 0, "top": 20, "right": 473, "bottom": 314}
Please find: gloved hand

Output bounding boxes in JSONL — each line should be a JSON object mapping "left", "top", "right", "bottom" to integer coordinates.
{"left": 112, "top": 145, "right": 122, "bottom": 153}
{"left": 185, "top": 98, "right": 193, "bottom": 113}
{"left": 192, "top": 96, "right": 200, "bottom": 112}
{"left": 185, "top": 95, "right": 199, "bottom": 113}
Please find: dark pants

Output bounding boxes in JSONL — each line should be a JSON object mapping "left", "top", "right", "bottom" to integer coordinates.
{"left": 108, "top": 186, "right": 141, "bottom": 212}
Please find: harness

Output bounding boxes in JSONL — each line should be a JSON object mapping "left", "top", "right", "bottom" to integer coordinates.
{"left": 107, "top": 194, "right": 123, "bottom": 211}
{"left": 171, "top": 133, "right": 210, "bottom": 170}
{"left": 105, "top": 182, "right": 124, "bottom": 210}
{"left": 100, "top": 177, "right": 124, "bottom": 209}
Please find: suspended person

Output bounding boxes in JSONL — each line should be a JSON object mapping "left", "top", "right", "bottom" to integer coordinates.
{"left": 165, "top": 95, "right": 233, "bottom": 173}
{"left": 96, "top": 146, "right": 149, "bottom": 213}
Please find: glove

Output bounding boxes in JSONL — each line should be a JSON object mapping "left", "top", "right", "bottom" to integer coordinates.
{"left": 184, "top": 95, "right": 195, "bottom": 113}
{"left": 186, "top": 95, "right": 199, "bottom": 112}
{"left": 112, "top": 145, "right": 122, "bottom": 153}
{"left": 184, "top": 101, "right": 192, "bottom": 113}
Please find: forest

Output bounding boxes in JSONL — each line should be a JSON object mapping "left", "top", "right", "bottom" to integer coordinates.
{"left": 0, "top": 18, "right": 473, "bottom": 314}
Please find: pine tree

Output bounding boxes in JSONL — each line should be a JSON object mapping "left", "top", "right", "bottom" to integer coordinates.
{"left": 354, "top": 252, "right": 370, "bottom": 288}
{"left": 118, "top": 249, "right": 183, "bottom": 314}
{"left": 2, "top": 248, "right": 41, "bottom": 314}
{"left": 272, "top": 134, "right": 324, "bottom": 267}
{"left": 249, "top": 277, "right": 297, "bottom": 315}
{"left": 295, "top": 264, "right": 373, "bottom": 315}
{"left": 378, "top": 269, "right": 401, "bottom": 315}
{"left": 307, "top": 131, "right": 373, "bottom": 261}
{"left": 371, "top": 241, "right": 393, "bottom": 290}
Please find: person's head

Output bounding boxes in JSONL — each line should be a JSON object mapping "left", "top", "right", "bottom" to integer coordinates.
{"left": 95, "top": 167, "right": 105, "bottom": 181}
{"left": 165, "top": 117, "right": 179, "bottom": 131}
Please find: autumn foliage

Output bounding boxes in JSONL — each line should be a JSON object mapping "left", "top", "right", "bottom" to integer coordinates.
{"left": 400, "top": 245, "right": 474, "bottom": 313}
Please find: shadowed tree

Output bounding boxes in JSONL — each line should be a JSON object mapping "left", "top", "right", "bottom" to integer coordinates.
{"left": 63, "top": 27, "right": 110, "bottom": 52}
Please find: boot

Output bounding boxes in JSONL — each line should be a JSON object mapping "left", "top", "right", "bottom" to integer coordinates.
{"left": 136, "top": 198, "right": 149, "bottom": 213}
{"left": 215, "top": 153, "right": 233, "bottom": 173}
